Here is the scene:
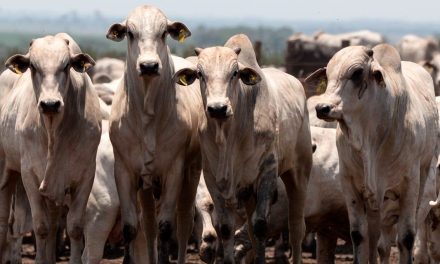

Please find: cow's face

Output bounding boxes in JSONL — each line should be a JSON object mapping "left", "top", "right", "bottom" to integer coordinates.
{"left": 422, "top": 53, "right": 440, "bottom": 94}
{"left": 173, "top": 47, "right": 261, "bottom": 121}
{"left": 312, "top": 46, "right": 388, "bottom": 127}
{"left": 106, "top": 5, "right": 190, "bottom": 77}
{"left": 5, "top": 36, "right": 95, "bottom": 116}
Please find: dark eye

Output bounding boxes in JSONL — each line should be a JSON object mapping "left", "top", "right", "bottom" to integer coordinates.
{"left": 232, "top": 70, "right": 238, "bottom": 78}
{"left": 197, "top": 71, "right": 204, "bottom": 81}
{"left": 127, "top": 30, "right": 134, "bottom": 40}
{"left": 350, "top": 69, "right": 363, "bottom": 85}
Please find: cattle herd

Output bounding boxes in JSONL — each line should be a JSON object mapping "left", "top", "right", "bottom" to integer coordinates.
{"left": 0, "top": 4, "right": 440, "bottom": 264}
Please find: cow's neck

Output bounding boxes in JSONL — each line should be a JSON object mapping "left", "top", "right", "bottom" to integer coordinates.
{"left": 211, "top": 79, "right": 271, "bottom": 205}
{"left": 125, "top": 52, "right": 176, "bottom": 187}
{"left": 341, "top": 79, "right": 409, "bottom": 210}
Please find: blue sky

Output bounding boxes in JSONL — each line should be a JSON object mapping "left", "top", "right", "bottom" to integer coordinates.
{"left": 1, "top": 0, "right": 440, "bottom": 22}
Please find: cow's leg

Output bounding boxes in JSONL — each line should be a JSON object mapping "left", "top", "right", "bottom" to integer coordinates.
{"left": 282, "top": 123, "right": 312, "bottom": 264}
{"left": 22, "top": 175, "right": 51, "bottom": 263}
{"left": 67, "top": 167, "right": 95, "bottom": 264}
{"left": 339, "top": 166, "right": 369, "bottom": 264}
{"left": 114, "top": 151, "right": 139, "bottom": 262}
{"left": 0, "top": 172, "right": 15, "bottom": 261}
{"left": 138, "top": 188, "right": 157, "bottom": 263}
{"left": 367, "top": 209, "right": 380, "bottom": 264}
{"left": 204, "top": 170, "right": 235, "bottom": 264}
{"left": 378, "top": 225, "right": 396, "bottom": 264}
{"left": 249, "top": 153, "right": 278, "bottom": 264}
{"left": 176, "top": 164, "right": 201, "bottom": 264}
{"left": 281, "top": 166, "right": 309, "bottom": 264}
{"left": 157, "top": 157, "right": 184, "bottom": 263}
{"left": 397, "top": 170, "right": 420, "bottom": 264}
{"left": 44, "top": 200, "right": 60, "bottom": 264}
{"left": 316, "top": 230, "right": 337, "bottom": 264}
{"left": 82, "top": 201, "right": 119, "bottom": 264}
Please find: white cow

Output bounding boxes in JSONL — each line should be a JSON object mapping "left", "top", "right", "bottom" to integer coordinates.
{"left": 0, "top": 33, "right": 101, "bottom": 263}
{"left": 313, "top": 44, "right": 439, "bottom": 263}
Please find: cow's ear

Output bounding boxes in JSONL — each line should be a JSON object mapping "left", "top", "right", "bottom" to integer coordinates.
{"left": 304, "top": 67, "right": 327, "bottom": 94}
{"left": 168, "top": 21, "right": 191, "bottom": 43}
{"left": 106, "top": 22, "right": 127, "bottom": 42}
{"left": 174, "top": 68, "right": 197, "bottom": 86}
{"left": 370, "top": 61, "right": 386, "bottom": 88}
{"left": 239, "top": 67, "right": 261, "bottom": 86}
{"left": 71, "top": 53, "right": 96, "bottom": 73}
{"left": 5, "top": 54, "right": 30, "bottom": 74}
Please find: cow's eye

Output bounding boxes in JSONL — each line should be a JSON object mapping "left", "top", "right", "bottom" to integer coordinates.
{"left": 197, "top": 71, "right": 204, "bottom": 81}
{"left": 232, "top": 70, "right": 238, "bottom": 79}
{"left": 350, "top": 69, "right": 363, "bottom": 85}
{"left": 127, "top": 30, "right": 134, "bottom": 40}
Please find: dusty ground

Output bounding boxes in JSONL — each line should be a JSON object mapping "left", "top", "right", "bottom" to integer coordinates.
{"left": 21, "top": 244, "right": 400, "bottom": 264}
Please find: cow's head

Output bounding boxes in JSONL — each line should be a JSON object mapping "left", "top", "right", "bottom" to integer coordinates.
{"left": 421, "top": 53, "right": 440, "bottom": 95}
{"left": 5, "top": 35, "right": 95, "bottom": 117}
{"left": 106, "top": 5, "right": 190, "bottom": 78}
{"left": 310, "top": 44, "right": 399, "bottom": 133}
{"left": 174, "top": 47, "right": 261, "bottom": 121}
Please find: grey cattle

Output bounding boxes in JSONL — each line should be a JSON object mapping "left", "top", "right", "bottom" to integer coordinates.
{"left": 107, "top": 5, "right": 203, "bottom": 263}
{"left": 0, "top": 33, "right": 101, "bottom": 263}
{"left": 175, "top": 34, "right": 312, "bottom": 263}
{"left": 89, "top": 57, "right": 124, "bottom": 84}
{"left": 314, "top": 44, "right": 439, "bottom": 263}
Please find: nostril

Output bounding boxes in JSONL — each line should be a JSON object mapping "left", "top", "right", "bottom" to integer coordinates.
{"left": 219, "top": 105, "right": 227, "bottom": 113}
{"left": 207, "top": 106, "right": 215, "bottom": 113}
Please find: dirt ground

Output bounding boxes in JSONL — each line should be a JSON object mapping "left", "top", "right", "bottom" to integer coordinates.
{"left": 20, "top": 243, "right": 400, "bottom": 264}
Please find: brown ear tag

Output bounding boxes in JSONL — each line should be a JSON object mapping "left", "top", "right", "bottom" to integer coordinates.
{"left": 178, "top": 29, "right": 186, "bottom": 43}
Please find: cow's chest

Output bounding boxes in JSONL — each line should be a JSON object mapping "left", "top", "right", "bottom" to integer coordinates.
{"left": 201, "top": 131, "right": 271, "bottom": 186}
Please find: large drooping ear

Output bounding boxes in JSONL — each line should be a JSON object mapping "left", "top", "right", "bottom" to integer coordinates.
{"left": 304, "top": 67, "right": 327, "bottom": 94}
{"left": 174, "top": 68, "right": 198, "bottom": 86}
{"left": 71, "top": 53, "right": 96, "bottom": 73}
{"left": 238, "top": 65, "right": 262, "bottom": 86}
{"left": 370, "top": 60, "right": 386, "bottom": 88}
{"left": 106, "top": 21, "right": 127, "bottom": 42}
{"left": 167, "top": 21, "right": 191, "bottom": 43}
{"left": 5, "top": 54, "right": 30, "bottom": 74}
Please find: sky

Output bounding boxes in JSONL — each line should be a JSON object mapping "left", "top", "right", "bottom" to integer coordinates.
{"left": 1, "top": 0, "right": 440, "bottom": 22}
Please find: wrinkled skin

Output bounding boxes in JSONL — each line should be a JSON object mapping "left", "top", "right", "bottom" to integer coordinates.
{"left": 175, "top": 34, "right": 312, "bottom": 263}
{"left": 107, "top": 5, "right": 203, "bottom": 263}
{"left": 315, "top": 44, "right": 439, "bottom": 264}
{"left": 0, "top": 33, "right": 101, "bottom": 263}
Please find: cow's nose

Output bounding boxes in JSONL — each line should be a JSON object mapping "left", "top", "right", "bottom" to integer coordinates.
{"left": 139, "top": 62, "right": 159, "bottom": 76}
{"left": 207, "top": 104, "right": 229, "bottom": 119}
{"left": 39, "top": 100, "right": 61, "bottom": 114}
{"left": 315, "top": 103, "right": 331, "bottom": 118}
